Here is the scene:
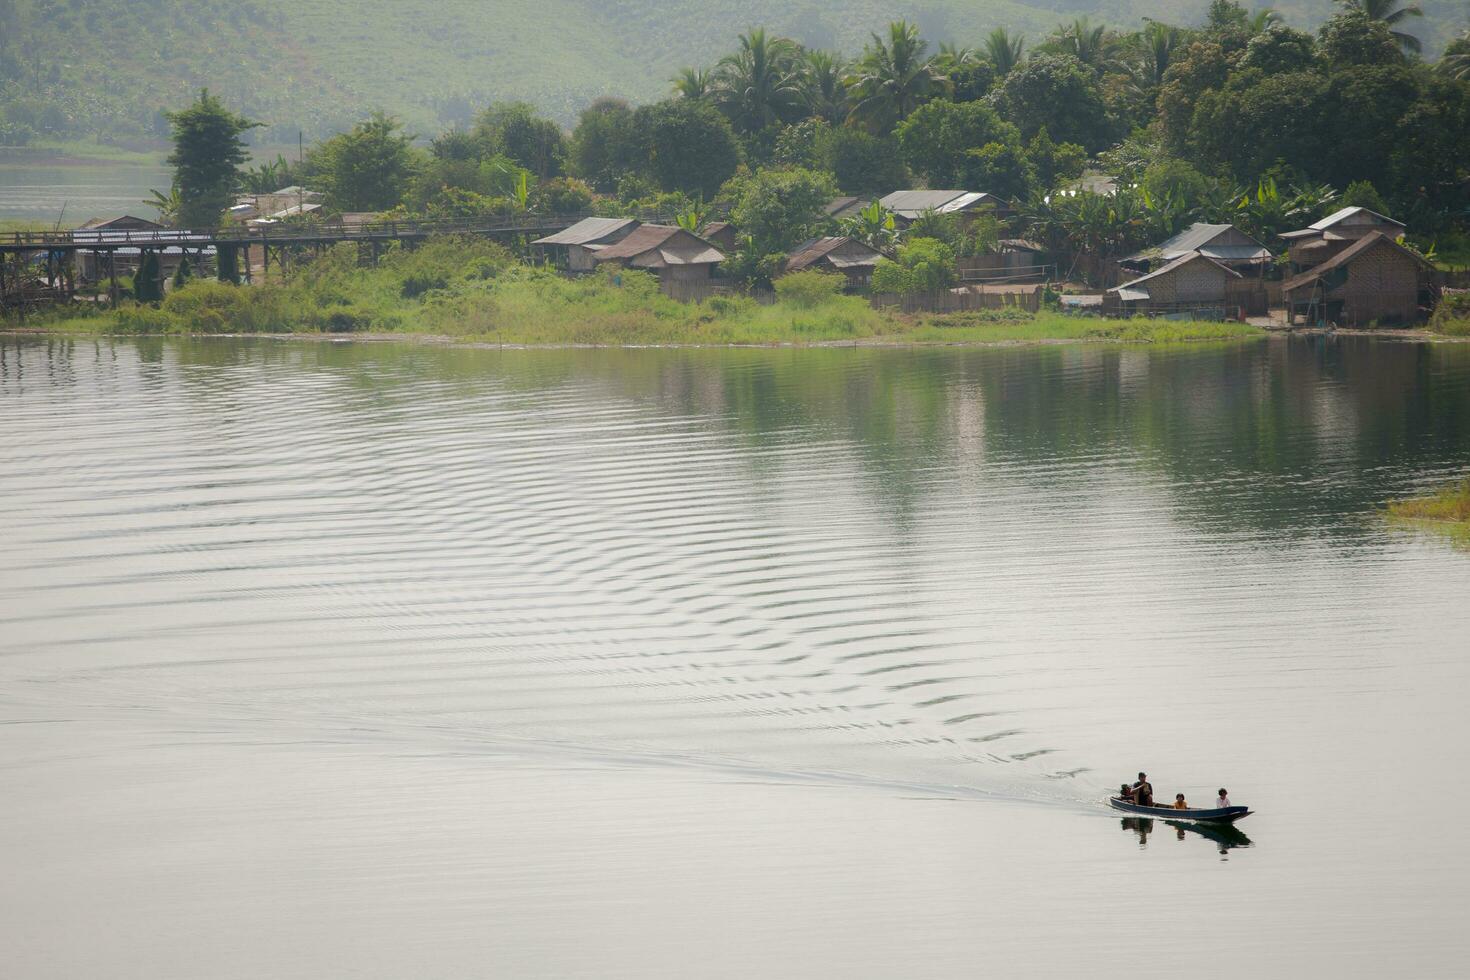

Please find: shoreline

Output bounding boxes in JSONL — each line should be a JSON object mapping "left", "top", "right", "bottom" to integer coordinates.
{"left": 7, "top": 324, "right": 1465, "bottom": 351}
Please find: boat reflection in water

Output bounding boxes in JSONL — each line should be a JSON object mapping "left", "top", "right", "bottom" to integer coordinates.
{"left": 1120, "top": 817, "right": 1254, "bottom": 856}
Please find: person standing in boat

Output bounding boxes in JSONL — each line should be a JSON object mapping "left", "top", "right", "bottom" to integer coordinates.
{"left": 1132, "top": 772, "right": 1153, "bottom": 806}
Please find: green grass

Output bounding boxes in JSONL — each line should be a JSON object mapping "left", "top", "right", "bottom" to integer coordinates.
{"left": 1386, "top": 479, "right": 1470, "bottom": 546}
{"left": 20, "top": 238, "right": 1266, "bottom": 347}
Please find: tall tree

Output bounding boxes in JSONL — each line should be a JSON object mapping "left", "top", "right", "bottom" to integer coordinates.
{"left": 165, "top": 89, "right": 258, "bottom": 229}
{"left": 1337, "top": 0, "right": 1424, "bottom": 52}
{"left": 672, "top": 67, "right": 713, "bottom": 100}
{"left": 473, "top": 102, "right": 565, "bottom": 178}
{"left": 637, "top": 99, "right": 741, "bottom": 199}
{"left": 1047, "top": 18, "right": 1112, "bottom": 71}
{"left": 984, "top": 28, "right": 1026, "bottom": 76}
{"left": 845, "top": 21, "right": 947, "bottom": 133}
{"left": 800, "top": 51, "right": 850, "bottom": 123}
{"left": 316, "top": 112, "right": 416, "bottom": 211}
{"left": 712, "top": 28, "right": 805, "bottom": 132}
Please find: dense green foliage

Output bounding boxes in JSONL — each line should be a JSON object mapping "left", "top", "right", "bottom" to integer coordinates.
{"left": 165, "top": 90, "right": 257, "bottom": 228}
{"left": 1, "top": 0, "right": 1466, "bottom": 147}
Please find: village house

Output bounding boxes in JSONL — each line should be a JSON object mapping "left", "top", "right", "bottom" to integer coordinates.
{"left": 1280, "top": 206, "right": 1406, "bottom": 272}
{"left": 532, "top": 217, "right": 641, "bottom": 271}
{"left": 698, "top": 221, "right": 737, "bottom": 252}
{"left": 589, "top": 224, "right": 725, "bottom": 290}
{"left": 824, "top": 196, "right": 870, "bottom": 222}
{"left": 1280, "top": 231, "right": 1434, "bottom": 326}
{"left": 879, "top": 190, "right": 1013, "bottom": 225}
{"left": 1121, "top": 223, "right": 1273, "bottom": 277}
{"left": 1104, "top": 251, "right": 1242, "bottom": 316}
{"left": 783, "top": 236, "right": 884, "bottom": 287}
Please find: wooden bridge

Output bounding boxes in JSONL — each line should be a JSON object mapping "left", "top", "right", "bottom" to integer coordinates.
{"left": 0, "top": 211, "right": 693, "bottom": 313}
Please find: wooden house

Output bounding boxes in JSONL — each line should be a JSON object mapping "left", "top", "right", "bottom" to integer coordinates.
{"left": 698, "top": 221, "right": 737, "bottom": 252}
{"left": 76, "top": 215, "right": 165, "bottom": 233}
{"left": 1105, "top": 251, "right": 1242, "bottom": 315}
{"left": 1280, "top": 206, "right": 1406, "bottom": 272}
{"left": 532, "top": 217, "right": 640, "bottom": 272}
{"left": 590, "top": 225, "right": 725, "bottom": 284}
{"left": 824, "top": 196, "right": 870, "bottom": 222}
{"left": 1122, "top": 223, "right": 1272, "bottom": 277}
{"left": 1280, "top": 232, "right": 1434, "bottom": 326}
{"left": 783, "top": 236, "right": 884, "bottom": 286}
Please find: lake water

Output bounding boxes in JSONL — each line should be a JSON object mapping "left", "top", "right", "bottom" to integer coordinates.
{"left": 3, "top": 335, "right": 1469, "bottom": 978}
{"left": 0, "top": 159, "right": 170, "bottom": 223}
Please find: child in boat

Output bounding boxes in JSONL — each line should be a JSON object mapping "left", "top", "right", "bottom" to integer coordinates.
{"left": 1174, "top": 793, "right": 1189, "bottom": 809}
{"left": 1217, "top": 789, "right": 1230, "bottom": 807}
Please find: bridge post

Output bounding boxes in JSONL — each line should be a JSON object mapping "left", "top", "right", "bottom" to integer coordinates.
{"left": 109, "top": 251, "right": 118, "bottom": 308}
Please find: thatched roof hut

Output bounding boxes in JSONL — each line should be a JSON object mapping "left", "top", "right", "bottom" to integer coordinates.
{"left": 1105, "top": 251, "right": 1241, "bottom": 314}
{"left": 1280, "top": 232, "right": 1433, "bottom": 326}
{"left": 1280, "top": 207, "right": 1406, "bottom": 271}
{"left": 783, "top": 236, "right": 884, "bottom": 284}
{"left": 533, "top": 217, "right": 640, "bottom": 271}
{"left": 591, "top": 225, "right": 724, "bottom": 281}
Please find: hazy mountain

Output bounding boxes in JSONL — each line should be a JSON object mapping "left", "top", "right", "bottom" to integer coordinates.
{"left": 0, "top": 0, "right": 1463, "bottom": 144}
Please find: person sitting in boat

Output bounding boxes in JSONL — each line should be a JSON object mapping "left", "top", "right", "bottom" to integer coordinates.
{"left": 1132, "top": 772, "right": 1153, "bottom": 806}
{"left": 1119, "top": 782, "right": 1135, "bottom": 802}
{"left": 1216, "top": 788, "right": 1230, "bottom": 808}
{"left": 1174, "top": 793, "right": 1189, "bottom": 810}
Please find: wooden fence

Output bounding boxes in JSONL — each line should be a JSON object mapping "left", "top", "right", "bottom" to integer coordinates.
{"left": 870, "top": 284, "right": 1043, "bottom": 314}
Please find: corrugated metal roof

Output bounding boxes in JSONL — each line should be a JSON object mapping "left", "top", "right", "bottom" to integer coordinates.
{"left": 1125, "top": 223, "right": 1270, "bottom": 264}
{"left": 1115, "top": 287, "right": 1150, "bottom": 302}
{"left": 532, "top": 216, "right": 638, "bottom": 246}
{"left": 1310, "top": 206, "right": 1405, "bottom": 231}
{"left": 879, "top": 190, "right": 968, "bottom": 215}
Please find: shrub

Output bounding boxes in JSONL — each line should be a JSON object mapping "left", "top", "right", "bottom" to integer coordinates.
{"left": 871, "top": 237, "right": 956, "bottom": 295}
{"left": 1431, "top": 292, "right": 1470, "bottom": 336}
{"left": 774, "top": 270, "right": 845, "bottom": 308}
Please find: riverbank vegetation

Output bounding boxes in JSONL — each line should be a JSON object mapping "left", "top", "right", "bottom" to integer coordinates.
{"left": 1387, "top": 478, "right": 1470, "bottom": 542}
{"left": 26, "top": 237, "right": 1258, "bottom": 346}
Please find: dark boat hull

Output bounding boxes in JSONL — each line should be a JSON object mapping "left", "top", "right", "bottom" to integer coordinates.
{"left": 1108, "top": 797, "right": 1251, "bottom": 823}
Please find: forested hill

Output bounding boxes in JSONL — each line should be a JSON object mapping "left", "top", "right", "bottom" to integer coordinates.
{"left": 0, "top": 0, "right": 1464, "bottom": 145}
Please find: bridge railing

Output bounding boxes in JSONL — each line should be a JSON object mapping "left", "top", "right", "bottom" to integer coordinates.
{"left": 0, "top": 206, "right": 730, "bottom": 249}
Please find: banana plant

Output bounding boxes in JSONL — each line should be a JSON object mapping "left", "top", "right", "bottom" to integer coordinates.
{"left": 837, "top": 199, "right": 899, "bottom": 252}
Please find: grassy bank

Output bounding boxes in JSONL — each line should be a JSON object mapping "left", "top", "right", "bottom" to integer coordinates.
{"left": 1387, "top": 479, "right": 1470, "bottom": 545}
{"left": 1430, "top": 291, "right": 1470, "bottom": 338}
{"left": 22, "top": 238, "right": 1263, "bottom": 347}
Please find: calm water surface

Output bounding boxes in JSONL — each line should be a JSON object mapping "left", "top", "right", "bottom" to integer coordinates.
{"left": 2, "top": 336, "right": 1469, "bottom": 978}
{"left": 0, "top": 160, "right": 169, "bottom": 222}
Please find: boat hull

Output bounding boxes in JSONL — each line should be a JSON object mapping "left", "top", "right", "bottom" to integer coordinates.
{"left": 1108, "top": 797, "right": 1251, "bottom": 823}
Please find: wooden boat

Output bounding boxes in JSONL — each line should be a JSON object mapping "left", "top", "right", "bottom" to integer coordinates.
{"left": 1108, "top": 796, "right": 1252, "bottom": 823}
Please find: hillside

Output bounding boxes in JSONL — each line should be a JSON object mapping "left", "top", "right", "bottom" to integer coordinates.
{"left": 1, "top": 0, "right": 1464, "bottom": 146}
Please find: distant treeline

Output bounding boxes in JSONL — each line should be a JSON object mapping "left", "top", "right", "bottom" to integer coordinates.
{"left": 151, "top": 2, "right": 1470, "bottom": 280}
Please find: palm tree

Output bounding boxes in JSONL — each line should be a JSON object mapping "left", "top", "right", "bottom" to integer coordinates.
{"left": 1247, "top": 8, "right": 1284, "bottom": 33}
{"left": 844, "top": 21, "right": 947, "bottom": 133}
{"left": 1050, "top": 18, "right": 1111, "bottom": 70}
{"left": 983, "top": 28, "right": 1026, "bottom": 76}
{"left": 800, "top": 51, "right": 850, "bottom": 123}
{"left": 1441, "top": 31, "right": 1470, "bottom": 80}
{"left": 937, "top": 42, "right": 978, "bottom": 69}
{"left": 1136, "top": 21, "right": 1181, "bottom": 88}
{"left": 712, "top": 28, "right": 805, "bottom": 132}
{"left": 672, "top": 67, "right": 712, "bottom": 100}
{"left": 1339, "top": 0, "right": 1424, "bottom": 53}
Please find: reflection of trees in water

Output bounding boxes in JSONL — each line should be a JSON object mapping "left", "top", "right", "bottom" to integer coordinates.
{"left": 7, "top": 336, "right": 1468, "bottom": 539}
